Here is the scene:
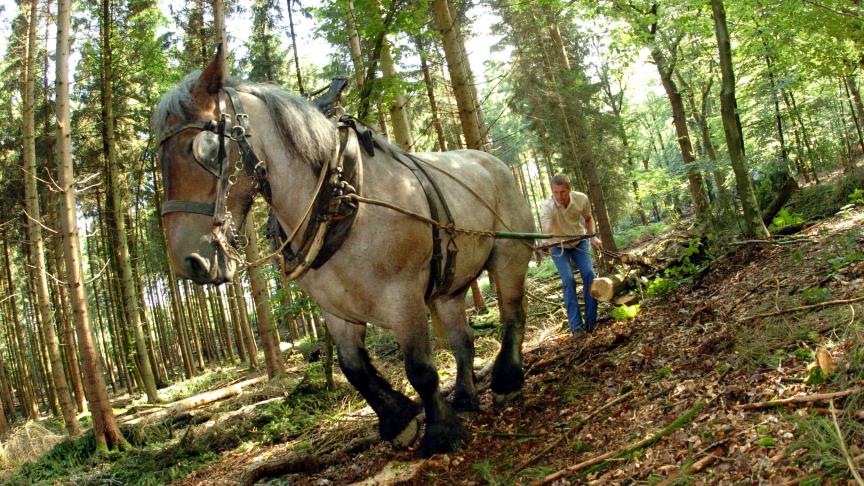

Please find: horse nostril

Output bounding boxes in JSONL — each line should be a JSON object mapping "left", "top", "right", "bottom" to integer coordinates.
{"left": 185, "top": 255, "right": 210, "bottom": 279}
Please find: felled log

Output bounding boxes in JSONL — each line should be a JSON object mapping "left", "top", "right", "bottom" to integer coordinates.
{"left": 762, "top": 174, "right": 800, "bottom": 226}
{"left": 590, "top": 272, "right": 637, "bottom": 302}
{"left": 123, "top": 375, "right": 266, "bottom": 425}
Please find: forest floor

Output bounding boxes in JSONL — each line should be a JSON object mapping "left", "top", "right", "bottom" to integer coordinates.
{"left": 3, "top": 169, "right": 864, "bottom": 485}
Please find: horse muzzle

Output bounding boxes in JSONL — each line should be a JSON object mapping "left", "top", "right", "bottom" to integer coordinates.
{"left": 182, "top": 247, "right": 235, "bottom": 285}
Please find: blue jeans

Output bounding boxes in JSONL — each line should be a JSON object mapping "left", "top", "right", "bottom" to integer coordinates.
{"left": 550, "top": 240, "right": 597, "bottom": 333}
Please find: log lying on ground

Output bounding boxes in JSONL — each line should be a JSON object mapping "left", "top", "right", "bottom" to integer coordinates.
{"left": 590, "top": 271, "right": 638, "bottom": 302}
{"left": 239, "top": 434, "right": 378, "bottom": 486}
{"left": 123, "top": 375, "right": 267, "bottom": 425}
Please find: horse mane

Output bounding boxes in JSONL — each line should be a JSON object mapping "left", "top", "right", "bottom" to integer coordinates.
{"left": 152, "top": 72, "right": 337, "bottom": 170}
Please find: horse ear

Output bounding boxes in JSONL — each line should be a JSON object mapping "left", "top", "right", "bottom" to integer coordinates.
{"left": 194, "top": 44, "right": 226, "bottom": 96}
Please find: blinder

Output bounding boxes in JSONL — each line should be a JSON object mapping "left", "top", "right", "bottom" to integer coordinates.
{"left": 191, "top": 130, "right": 221, "bottom": 176}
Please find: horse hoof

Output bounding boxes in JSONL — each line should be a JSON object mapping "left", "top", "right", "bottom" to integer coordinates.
{"left": 390, "top": 417, "right": 419, "bottom": 450}
{"left": 492, "top": 390, "right": 521, "bottom": 409}
{"left": 452, "top": 393, "right": 481, "bottom": 412}
{"left": 417, "top": 420, "right": 471, "bottom": 458}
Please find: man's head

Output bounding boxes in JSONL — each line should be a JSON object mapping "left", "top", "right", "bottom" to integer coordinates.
{"left": 550, "top": 174, "right": 571, "bottom": 207}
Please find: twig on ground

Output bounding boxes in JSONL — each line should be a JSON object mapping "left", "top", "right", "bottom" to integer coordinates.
{"left": 531, "top": 401, "right": 706, "bottom": 486}
{"left": 238, "top": 433, "right": 378, "bottom": 486}
{"left": 655, "top": 446, "right": 725, "bottom": 486}
{"left": 830, "top": 400, "right": 864, "bottom": 486}
{"left": 525, "top": 288, "right": 561, "bottom": 306}
{"left": 736, "top": 388, "right": 861, "bottom": 410}
{"left": 508, "top": 388, "right": 636, "bottom": 478}
{"left": 738, "top": 296, "right": 864, "bottom": 321}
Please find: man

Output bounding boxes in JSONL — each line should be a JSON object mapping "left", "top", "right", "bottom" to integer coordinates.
{"left": 540, "top": 175, "right": 602, "bottom": 334}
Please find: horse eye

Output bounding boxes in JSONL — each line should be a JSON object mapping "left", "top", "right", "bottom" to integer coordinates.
{"left": 191, "top": 131, "right": 219, "bottom": 167}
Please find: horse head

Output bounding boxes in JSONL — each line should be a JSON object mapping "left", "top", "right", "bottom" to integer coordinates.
{"left": 152, "top": 50, "right": 255, "bottom": 285}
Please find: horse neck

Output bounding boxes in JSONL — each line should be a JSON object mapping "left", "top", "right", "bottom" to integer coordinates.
{"left": 244, "top": 95, "right": 323, "bottom": 237}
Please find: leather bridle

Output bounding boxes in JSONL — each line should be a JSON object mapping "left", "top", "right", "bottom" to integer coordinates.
{"left": 157, "top": 87, "right": 270, "bottom": 261}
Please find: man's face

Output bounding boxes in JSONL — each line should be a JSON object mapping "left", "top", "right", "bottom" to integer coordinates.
{"left": 552, "top": 183, "right": 571, "bottom": 207}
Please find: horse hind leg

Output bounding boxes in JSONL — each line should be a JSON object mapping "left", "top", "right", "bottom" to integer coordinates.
{"left": 431, "top": 292, "right": 479, "bottom": 411}
{"left": 487, "top": 245, "right": 530, "bottom": 407}
{"left": 324, "top": 312, "right": 420, "bottom": 449}
{"left": 396, "top": 306, "right": 471, "bottom": 457}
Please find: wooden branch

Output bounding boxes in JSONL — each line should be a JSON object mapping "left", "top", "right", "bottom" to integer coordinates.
{"left": 736, "top": 388, "right": 861, "bottom": 410}
{"left": 239, "top": 434, "right": 377, "bottom": 486}
{"left": 509, "top": 389, "right": 636, "bottom": 478}
{"left": 738, "top": 296, "right": 864, "bottom": 321}
{"left": 830, "top": 400, "right": 864, "bottom": 486}
{"left": 532, "top": 402, "right": 705, "bottom": 485}
{"left": 655, "top": 447, "right": 724, "bottom": 486}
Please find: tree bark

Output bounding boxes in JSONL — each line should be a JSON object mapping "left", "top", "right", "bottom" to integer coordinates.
{"left": 432, "top": 0, "right": 485, "bottom": 150}
{"left": 245, "top": 224, "right": 284, "bottom": 378}
{"left": 2, "top": 241, "right": 39, "bottom": 418}
{"left": 380, "top": 38, "right": 413, "bottom": 149}
{"left": 234, "top": 280, "right": 259, "bottom": 369}
{"left": 55, "top": 0, "right": 126, "bottom": 449}
{"left": 22, "top": 0, "right": 80, "bottom": 435}
{"left": 100, "top": 0, "right": 159, "bottom": 402}
{"left": 710, "top": 0, "right": 769, "bottom": 238}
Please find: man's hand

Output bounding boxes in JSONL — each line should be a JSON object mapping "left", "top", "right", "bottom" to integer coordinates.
{"left": 590, "top": 237, "right": 603, "bottom": 249}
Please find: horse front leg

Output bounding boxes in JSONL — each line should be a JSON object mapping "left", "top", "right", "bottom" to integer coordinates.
{"left": 324, "top": 313, "right": 421, "bottom": 449}
{"left": 398, "top": 308, "right": 471, "bottom": 457}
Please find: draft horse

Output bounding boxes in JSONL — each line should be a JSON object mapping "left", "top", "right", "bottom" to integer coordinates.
{"left": 152, "top": 51, "right": 534, "bottom": 457}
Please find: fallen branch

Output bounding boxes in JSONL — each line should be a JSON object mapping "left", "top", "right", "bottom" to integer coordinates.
{"left": 532, "top": 401, "right": 705, "bottom": 485}
{"left": 239, "top": 433, "right": 377, "bottom": 486}
{"left": 655, "top": 447, "right": 725, "bottom": 486}
{"left": 738, "top": 296, "right": 864, "bottom": 321}
{"left": 830, "top": 400, "right": 864, "bottom": 486}
{"left": 509, "top": 389, "right": 636, "bottom": 478}
{"left": 736, "top": 388, "right": 861, "bottom": 410}
{"left": 123, "top": 375, "right": 267, "bottom": 425}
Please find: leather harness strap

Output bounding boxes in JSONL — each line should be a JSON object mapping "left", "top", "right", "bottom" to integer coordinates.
{"left": 392, "top": 150, "right": 458, "bottom": 301}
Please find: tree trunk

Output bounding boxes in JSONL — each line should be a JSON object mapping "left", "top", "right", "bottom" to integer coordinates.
{"left": 234, "top": 281, "right": 259, "bottom": 369}
{"left": 2, "top": 241, "right": 39, "bottom": 418}
{"left": 380, "top": 38, "right": 413, "bottom": 149}
{"left": 21, "top": 0, "right": 79, "bottom": 435}
{"left": 100, "top": 0, "right": 158, "bottom": 402}
{"left": 55, "top": 0, "right": 126, "bottom": 449}
{"left": 285, "top": 0, "right": 305, "bottom": 94}
{"left": 245, "top": 224, "right": 284, "bottom": 378}
{"left": 710, "top": 0, "right": 769, "bottom": 238}
{"left": 432, "top": 0, "right": 485, "bottom": 150}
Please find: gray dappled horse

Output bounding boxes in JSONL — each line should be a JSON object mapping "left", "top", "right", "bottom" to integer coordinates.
{"left": 152, "top": 52, "right": 534, "bottom": 457}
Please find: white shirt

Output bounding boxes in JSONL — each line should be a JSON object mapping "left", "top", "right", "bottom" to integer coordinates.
{"left": 539, "top": 191, "right": 591, "bottom": 246}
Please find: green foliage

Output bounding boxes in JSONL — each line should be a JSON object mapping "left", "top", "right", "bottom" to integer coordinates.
{"left": 611, "top": 304, "right": 640, "bottom": 320}
{"left": 656, "top": 367, "right": 672, "bottom": 378}
{"left": 527, "top": 258, "right": 559, "bottom": 280}
{"left": 472, "top": 459, "right": 504, "bottom": 485}
{"left": 646, "top": 276, "right": 678, "bottom": 298}
{"left": 768, "top": 208, "right": 804, "bottom": 232}
{"left": 801, "top": 287, "right": 833, "bottom": 305}
{"left": 848, "top": 188, "right": 864, "bottom": 205}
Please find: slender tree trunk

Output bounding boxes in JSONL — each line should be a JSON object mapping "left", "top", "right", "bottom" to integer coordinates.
{"left": 100, "top": 0, "right": 159, "bottom": 402}
{"left": 234, "top": 281, "right": 259, "bottom": 369}
{"left": 710, "top": 0, "right": 768, "bottom": 237}
{"left": 21, "top": 0, "right": 79, "bottom": 434}
{"left": 2, "top": 241, "right": 39, "bottom": 418}
{"left": 843, "top": 77, "right": 864, "bottom": 165}
{"left": 846, "top": 75, "right": 864, "bottom": 149}
{"left": 380, "top": 38, "right": 413, "bottom": 149}
{"left": 245, "top": 224, "right": 284, "bottom": 378}
{"left": 55, "top": 0, "right": 126, "bottom": 449}
{"left": 285, "top": 0, "right": 305, "bottom": 95}
{"left": 432, "top": 0, "right": 485, "bottom": 150}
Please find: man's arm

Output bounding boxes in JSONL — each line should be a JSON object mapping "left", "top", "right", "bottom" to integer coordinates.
{"left": 583, "top": 214, "right": 603, "bottom": 249}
